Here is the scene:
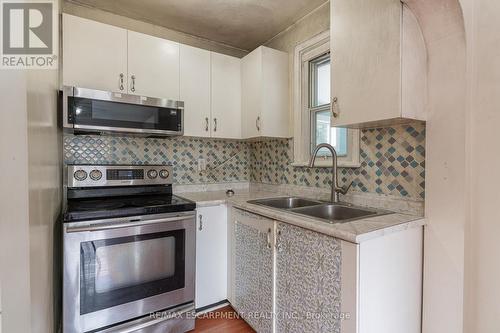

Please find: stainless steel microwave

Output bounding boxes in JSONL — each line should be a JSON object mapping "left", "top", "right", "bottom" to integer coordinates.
{"left": 61, "top": 86, "right": 184, "bottom": 136}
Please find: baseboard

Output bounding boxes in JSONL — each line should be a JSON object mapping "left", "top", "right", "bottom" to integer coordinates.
{"left": 195, "top": 300, "right": 230, "bottom": 314}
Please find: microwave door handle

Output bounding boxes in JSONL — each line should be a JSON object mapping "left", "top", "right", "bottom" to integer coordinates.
{"left": 66, "top": 215, "right": 194, "bottom": 233}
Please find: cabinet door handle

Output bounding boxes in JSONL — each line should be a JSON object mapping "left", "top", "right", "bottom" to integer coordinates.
{"left": 119, "top": 73, "right": 124, "bottom": 91}
{"left": 266, "top": 228, "right": 272, "bottom": 249}
{"left": 275, "top": 229, "right": 282, "bottom": 252}
{"left": 213, "top": 118, "right": 217, "bottom": 132}
{"left": 205, "top": 117, "right": 209, "bottom": 132}
{"left": 331, "top": 97, "right": 339, "bottom": 118}
{"left": 198, "top": 215, "right": 203, "bottom": 231}
{"left": 256, "top": 116, "right": 261, "bottom": 131}
{"left": 130, "top": 75, "right": 136, "bottom": 92}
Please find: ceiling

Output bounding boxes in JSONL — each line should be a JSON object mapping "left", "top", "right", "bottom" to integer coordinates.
{"left": 66, "top": 0, "right": 328, "bottom": 51}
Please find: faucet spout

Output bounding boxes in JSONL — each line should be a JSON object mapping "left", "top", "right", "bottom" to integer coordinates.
{"left": 309, "top": 143, "right": 352, "bottom": 203}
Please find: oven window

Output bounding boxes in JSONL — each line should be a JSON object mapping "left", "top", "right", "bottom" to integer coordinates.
{"left": 69, "top": 97, "right": 182, "bottom": 132}
{"left": 80, "top": 230, "right": 185, "bottom": 314}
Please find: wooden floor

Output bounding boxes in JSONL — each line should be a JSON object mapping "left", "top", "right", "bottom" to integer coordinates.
{"left": 190, "top": 306, "right": 255, "bottom": 333}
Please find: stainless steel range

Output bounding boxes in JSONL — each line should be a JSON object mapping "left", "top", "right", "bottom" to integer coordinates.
{"left": 62, "top": 165, "right": 196, "bottom": 333}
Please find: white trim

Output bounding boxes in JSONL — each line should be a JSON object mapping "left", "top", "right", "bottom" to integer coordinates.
{"left": 195, "top": 301, "right": 230, "bottom": 315}
{"left": 293, "top": 31, "right": 360, "bottom": 168}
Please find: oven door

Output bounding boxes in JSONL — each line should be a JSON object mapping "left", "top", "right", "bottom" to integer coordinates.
{"left": 62, "top": 86, "right": 184, "bottom": 136}
{"left": 63, "top": 212, "right": 195, "bottom": 333}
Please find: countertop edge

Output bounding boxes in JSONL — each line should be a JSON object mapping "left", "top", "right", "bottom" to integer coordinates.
{"left": 177, "top": 192, "right": 425, "bottom": 244}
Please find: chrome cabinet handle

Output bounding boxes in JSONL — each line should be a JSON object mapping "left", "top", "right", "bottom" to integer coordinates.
{"left": 256, "top": 116, "right": 261, "bottom": 131}
{"left": 198, "top": 214, "right": 203, "bottom": 231}
{"left": 331, "top": 97, "right": 339, "bottom": 118}
{"left": 213, "top": 118, "right": 217, "bottom": 132}
{"left": 205, "top": 117, "right": 209, "bottom": 132}
{"left": 266, "top": 228, "right": 272, "bottom": 249}
{"left": 119, "top": 73, "right": 124, "bottom": 91}
{"left": 276, "top": 229, "right": 282, "bottom": 252}
{"left": 130, "top": 75, "right": 136, "bottom": 92}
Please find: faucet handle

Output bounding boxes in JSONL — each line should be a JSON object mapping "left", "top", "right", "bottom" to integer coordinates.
{"left": 336, "top": 181, "right": 353, "bottom": 195}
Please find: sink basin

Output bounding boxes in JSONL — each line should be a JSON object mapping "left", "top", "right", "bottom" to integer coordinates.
{"left": 291, "top": 203, "right": 389, "bottom": 223}
{"left": 247, "top": 197, "right": 323, "bottom": 209}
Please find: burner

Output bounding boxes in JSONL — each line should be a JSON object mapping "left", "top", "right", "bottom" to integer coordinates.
{"left": 73, "top": 201, "right": 126, "bottom": 211}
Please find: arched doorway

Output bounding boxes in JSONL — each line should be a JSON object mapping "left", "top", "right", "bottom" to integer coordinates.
{"left": 402, "top": 1, "right": 467, "bottom": 332}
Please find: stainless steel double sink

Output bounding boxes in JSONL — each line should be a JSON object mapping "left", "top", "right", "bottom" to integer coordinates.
{"left": 247, "top": 197, "right": 392, "bottom": 224}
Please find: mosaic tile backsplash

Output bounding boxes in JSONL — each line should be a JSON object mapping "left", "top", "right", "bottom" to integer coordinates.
{"left": 250, "top": 123, "right": 426, "bottom": 200}
{"left": 64, "top": 123, "right": 425, "bottom": 200}
{"left": 64, "top": 136, "right": 250, "bottom": 184}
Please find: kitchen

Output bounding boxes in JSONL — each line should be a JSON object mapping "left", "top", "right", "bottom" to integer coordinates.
{"left": 0, "top": 0, "right": 499, "bottom": 333}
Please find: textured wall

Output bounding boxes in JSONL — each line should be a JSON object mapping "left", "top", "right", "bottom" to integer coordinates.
{"left": 64, "top": 123, "right": 425, "bottom": 200}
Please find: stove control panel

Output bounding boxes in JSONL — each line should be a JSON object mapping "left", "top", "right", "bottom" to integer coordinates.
{"left": 68, "top": 165, "right": 173, "bottom": 188}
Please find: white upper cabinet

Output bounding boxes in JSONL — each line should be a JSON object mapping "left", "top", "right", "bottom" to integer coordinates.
{"left": 241, "top": 49, "right": 262, "bottom": 138}
{"left": 63, "top": 14, "right": 127, "bottom": 93}
{"left": 331, "top": 0, "right": 426, "bottom": 128}
{"left": 180, "top": 45, "right": 211, "bottom": 137}
{"left": 210, "top": 52, "right": 242, "bottom": 139}
{"left": 241, "top": 46, "right": 290, "bottom": 138}
{"left": 127, "top": 31, "right": 180, "bottom": 99}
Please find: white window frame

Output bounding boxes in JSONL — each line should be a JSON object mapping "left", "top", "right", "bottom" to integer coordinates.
{"left": 292, "top": 31, "right": 360, "bottom": 168}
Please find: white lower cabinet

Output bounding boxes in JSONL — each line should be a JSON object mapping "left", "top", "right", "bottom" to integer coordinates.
{"left": 228, "top": 207, "right": 423, "bottom": 333}
{"left": 195, "top": 205, "right": 228, "bottom": 309}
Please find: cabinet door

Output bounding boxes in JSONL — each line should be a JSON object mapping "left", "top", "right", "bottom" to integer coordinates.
{"left": 331, "top": 0, "right": 401, "bottom": 126}
{"left": 275, "top": 222, "right": 342, "bottom": 333}
{"left": 261, "top": 47, "right": 289, "bottom": 137}
{"left": 195, "top": 205, "right": 228, "bottom": 309}
{"left": 210, "top": 53, "right": 242, "bottom": 139}
{"left": 241, "top": 48, "right": 262, "bottom": 139}
{"left": 231, "top": 209, "right": 274, "bottom": 333}
{"left": 63, "top": 14, "right": 127, "bottom": 93}
{"left": 127, "top": 31, "right": 179, "bottom": 99}
{"left": 180, "top": 45, "right": 211, "bottom": 137}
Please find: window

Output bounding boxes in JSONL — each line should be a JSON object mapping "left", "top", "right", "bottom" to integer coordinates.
{"left": 293, "top": 31, "right": 360, "bottom": 167}
{"left": 309, "top": 53, "right": 348, "bottom": 157}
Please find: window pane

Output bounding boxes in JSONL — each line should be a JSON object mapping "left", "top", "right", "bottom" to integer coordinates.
{"left": 315, "top": 62, "right": 330, "bottom": 106}
{"left": 313, "top": 110, "right": 347, "bottom": 157}
{"left": 310, "top": 54, "right": 330, "bottom": 107}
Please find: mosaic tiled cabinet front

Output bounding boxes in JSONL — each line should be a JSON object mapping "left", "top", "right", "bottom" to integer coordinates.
{"left": 233, "top": 210, "right": 274, "bottom": 333}
{"left": 64, "top": 122, "right": 425, "bottom": 200}
{"left": 275, "top": 222, "right": 342, "bottom": 333}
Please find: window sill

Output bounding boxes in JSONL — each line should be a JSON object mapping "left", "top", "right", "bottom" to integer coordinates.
{"left": 291, "top": 160, "right": 361, "bottom": 168}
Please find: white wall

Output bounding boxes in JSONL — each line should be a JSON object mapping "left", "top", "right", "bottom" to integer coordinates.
{"left": 462, "top": 0, "right": 500, "bottom": 331}
{"left": 404, "top": 1, "right": 500, "bottom": 332}
{"left": 0, "top": 71, "right": 32, "bottom": 333}
{"left": 27, "top": 69, "right": 61, "bottom": 333}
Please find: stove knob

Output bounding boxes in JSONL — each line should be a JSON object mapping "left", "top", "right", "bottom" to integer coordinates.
{"left": 89, "top": 169, "right": 102, "bottom": 181}
{"left": 159, "top": 169, "right": 170, "bottom": 179}
{"left": 74, "top": 169, "right": 87, "bottom": 181}
{"left": 147, "top": 169, "right": 158, "bottom": 179}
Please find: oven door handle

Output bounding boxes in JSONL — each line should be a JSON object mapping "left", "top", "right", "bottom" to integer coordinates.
{"left": 66, "top": 215, "right": 194, "bottom": 233}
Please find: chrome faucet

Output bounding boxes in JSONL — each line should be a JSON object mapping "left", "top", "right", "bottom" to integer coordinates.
{"left": 309, "top": 143, "right": 353, "bottom": 203}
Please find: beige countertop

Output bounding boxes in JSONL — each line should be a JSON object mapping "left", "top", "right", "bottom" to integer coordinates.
{"left": 177, "top": 189, "right": 425, "bottom": 243}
